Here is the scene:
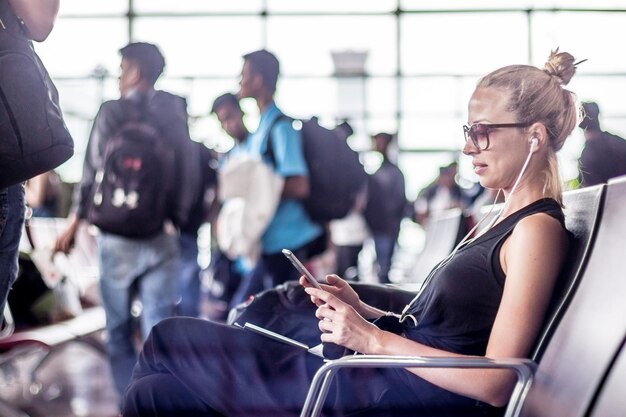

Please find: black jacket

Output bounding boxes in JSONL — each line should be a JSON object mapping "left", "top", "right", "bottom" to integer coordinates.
{"left": 74, "top": 90, "right": 201, "bottom": 229}
{"left": 363, "top": 159, "right": 407, "bottom": 236}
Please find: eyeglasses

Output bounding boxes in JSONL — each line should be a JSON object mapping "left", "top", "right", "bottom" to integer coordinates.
{"left": 463, "top": 122, "right": 531, "bottom": 150}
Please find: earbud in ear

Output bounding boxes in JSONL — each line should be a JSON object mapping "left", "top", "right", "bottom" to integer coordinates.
{"left": 529, "top": 138, "right": 539, "bottom": 153}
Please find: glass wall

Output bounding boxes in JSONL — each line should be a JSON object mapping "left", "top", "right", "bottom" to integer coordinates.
{"left": 38, "top": 1, "right": 626, "bottom": 197}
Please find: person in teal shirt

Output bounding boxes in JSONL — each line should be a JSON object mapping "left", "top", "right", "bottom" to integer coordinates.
{"left": 236, "top": 49, "right": 323, "bottom": 297}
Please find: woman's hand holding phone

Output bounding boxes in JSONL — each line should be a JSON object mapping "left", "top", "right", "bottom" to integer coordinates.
{"left": 282, "top": 249, "right": 364, "bottom": 314}
{"left": 282, "top": 249, "right": 322, "bottom": 289}
{"left": 317, "top": 274, "right": 362, "bottom": 312}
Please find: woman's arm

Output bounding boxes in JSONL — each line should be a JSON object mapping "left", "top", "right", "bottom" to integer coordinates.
{"left": 306, "top": 212, "right": 568, "bottom": 407}
{"left": 7, "top": 0, "right": 60, "bottom": 41}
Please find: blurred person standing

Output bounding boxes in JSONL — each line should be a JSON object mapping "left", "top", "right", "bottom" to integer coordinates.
{"left": 328, "top": 120, "right": 368, "bottom": 280}
{"left": 0, "top": 0, "right": 60, "bottom": 321}
{"left": 207, "top": 92, "right": 252, "bottom": 313}
{"left": 413, "top": 162, "right": 468, "bottom": 226}
{"left": 329, "top": 185, "right": 369, "bottom": 280}
{"left": 578, "top": 101, "right": 626, "bottom": 187}
{"left": 236, "top": 49, "right": 323, "bottom": 293}
{"left": 363, "top": 132, "right": 407, "bottom": 284}
{"left": 54, "top": 42, "right": 198, "bottom": 404}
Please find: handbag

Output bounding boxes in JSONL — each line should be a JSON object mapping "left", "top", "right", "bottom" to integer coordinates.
{"left": 0, "top": 1, "right": 73, "bottom": 189}
{"left": 216, "top": 153, "right": 284, "bottom": 264}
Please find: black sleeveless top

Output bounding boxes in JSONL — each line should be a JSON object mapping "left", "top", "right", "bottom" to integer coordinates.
{"left": 402, "top": 198, "right": 565, "bottom": 356}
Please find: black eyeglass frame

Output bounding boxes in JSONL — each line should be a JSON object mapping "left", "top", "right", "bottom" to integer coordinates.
{"left": 463, "top": 122, "right": 532, "bottom": 150}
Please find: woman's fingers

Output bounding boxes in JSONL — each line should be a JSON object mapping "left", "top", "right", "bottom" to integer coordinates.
{"left": 325, "top": 274, "right": 341, "bottom": 285}
{"left": 315, "top": 303, "right": 337, "bottom": 320}
{"left": 304, "top": 287, "right": 343, "bottom": 310}
{"left": 301, "top": 277, "right": 324, "bottom": 306}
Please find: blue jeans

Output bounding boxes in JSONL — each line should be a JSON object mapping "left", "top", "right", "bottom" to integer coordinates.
{"left": 97, "top": 230, "right": 179, "bottom": 401}
{"left": 0, "top": 184, "right": 25, "bottom": 318}
{"left": 373, "top": 234, "right": 397, "bottom": 284}
{"left": 177, "top": 232, "right": 200, "bottom": 317}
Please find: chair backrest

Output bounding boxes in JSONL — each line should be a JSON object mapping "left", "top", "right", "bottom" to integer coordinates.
{"left": 530, "top": 184, "right": 606, "bottom": 361}
{"left": 520, "top": 176, "right": 626, "bottom": 417}
{"left": 407, "top": 208, "right": 467, "bottom": 286}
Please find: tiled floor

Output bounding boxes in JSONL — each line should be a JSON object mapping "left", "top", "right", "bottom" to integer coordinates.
{"left": 0, "top": 336, "right": 119, "bottom": 417}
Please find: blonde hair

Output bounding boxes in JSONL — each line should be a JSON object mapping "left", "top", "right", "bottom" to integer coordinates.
{"left": 476, "top": 49, "right": 581, "bottom": 205}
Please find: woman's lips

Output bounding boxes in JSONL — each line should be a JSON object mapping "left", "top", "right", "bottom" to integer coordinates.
{"left": 473, "top": 162, "right": 487, "bottom": 175}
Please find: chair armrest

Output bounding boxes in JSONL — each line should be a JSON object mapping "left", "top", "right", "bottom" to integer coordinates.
{"left": 301, "top": 355, "right": 536, "bottom": 417}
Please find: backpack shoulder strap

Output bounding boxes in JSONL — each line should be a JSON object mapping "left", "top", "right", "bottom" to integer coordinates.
{"left": 263, "top": 113, "right": 291, "bottom": 167}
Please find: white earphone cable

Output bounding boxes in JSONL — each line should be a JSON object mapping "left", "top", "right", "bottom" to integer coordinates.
{"left": 399, "top": 142, "right": 536, "bottom": 324}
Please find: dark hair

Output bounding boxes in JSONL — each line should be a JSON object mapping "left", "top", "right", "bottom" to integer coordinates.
{"left": 243, "top": 49, "right": 280, "bottom": 94}
{"left": 119, "top": 42, "right": 165, "bottom": 86}
{"left": 211, "top": 92, "right": 241, "bottom": 114}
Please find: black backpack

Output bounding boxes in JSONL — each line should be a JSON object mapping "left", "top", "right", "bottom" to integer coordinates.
{"left": 87, "top": 117, "right": 176, "bottom": 238}
{"left": 268, "top": 115, "right": 367, "bottom": 223}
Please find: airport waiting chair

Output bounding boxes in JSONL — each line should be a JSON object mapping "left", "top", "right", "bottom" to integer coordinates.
{"left": 0, "top": 218, "right": 105, "bottom": 397}
{"left": 404, "top": 208, "right": 468, "bottom": 287}
{"left": 585, "top": 335, "right": 626, "bottom": 416}
{"left": 519, "top": 176, "right": 626, "bottom": 417}
{"left": 302, "top": 179, "right": 616, "bottom": 417}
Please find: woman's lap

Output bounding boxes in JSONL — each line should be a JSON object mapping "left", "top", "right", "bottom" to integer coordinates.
{"left": 125, "top": 317, "right": 321, "bottom": 417}
{"left": 123, "top": 317, "right": 495, "bottom": 417}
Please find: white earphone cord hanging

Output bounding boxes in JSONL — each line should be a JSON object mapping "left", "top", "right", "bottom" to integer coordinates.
{"left": 398, "top": 141, "right": 537, "bottom": 325}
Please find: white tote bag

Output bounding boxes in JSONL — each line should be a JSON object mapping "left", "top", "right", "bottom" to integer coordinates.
{"left": 216, "top": 154, "right": 284, "bottom": 264}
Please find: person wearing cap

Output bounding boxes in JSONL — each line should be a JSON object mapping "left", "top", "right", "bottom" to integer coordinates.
{"left": 413, "top": 162, "right": 468, "bottom": 226}
{"left": 578, "top": 101, "right": 626, "bottom": 187}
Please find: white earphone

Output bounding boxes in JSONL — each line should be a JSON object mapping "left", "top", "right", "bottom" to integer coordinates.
{"left": 530, "top": 137, "right": 539, "bottom": 153}
{"left": 400, "top": 135, "right": 542, "bottom": 324}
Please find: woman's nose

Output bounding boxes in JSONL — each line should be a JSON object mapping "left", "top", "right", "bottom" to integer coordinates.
{"left": 463, "top": 139, "right": 478, "bottom": 155}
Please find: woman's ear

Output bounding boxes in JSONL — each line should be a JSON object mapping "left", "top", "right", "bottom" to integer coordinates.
{"left": 528, "top": 123, "right": 549, "bottom": 150}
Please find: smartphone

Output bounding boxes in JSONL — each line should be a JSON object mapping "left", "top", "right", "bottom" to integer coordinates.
{"left": 282, "top": 249, "right": 322, "bottom": 289}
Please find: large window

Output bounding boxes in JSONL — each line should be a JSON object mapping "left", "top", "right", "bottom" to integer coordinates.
{"left": 40, "top": 2, "right": 626, "bottom": 194}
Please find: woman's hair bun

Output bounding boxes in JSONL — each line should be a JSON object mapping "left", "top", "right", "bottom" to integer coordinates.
{"left": 542, "top": 48, "right": 578, "bottom": 86}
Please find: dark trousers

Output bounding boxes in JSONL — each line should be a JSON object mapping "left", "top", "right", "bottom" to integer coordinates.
{"left": 122, "top": 317, "right": 488, "bottom": 417}
{"left": 123, "top": 317, "right": 319, "bottom": 417}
